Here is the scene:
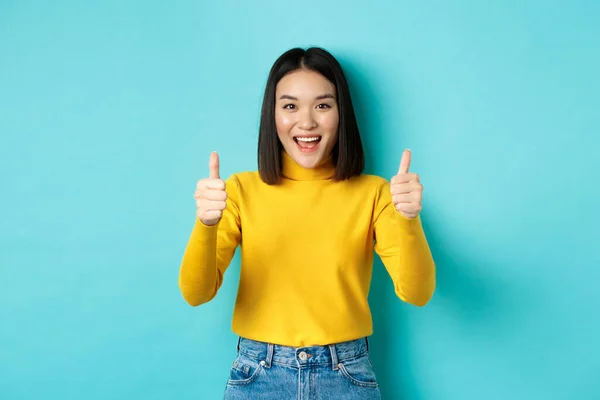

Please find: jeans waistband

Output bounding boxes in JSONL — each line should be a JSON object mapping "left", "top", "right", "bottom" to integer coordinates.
{"left": 236, "top": 336, "right": 370, "bottom": 369}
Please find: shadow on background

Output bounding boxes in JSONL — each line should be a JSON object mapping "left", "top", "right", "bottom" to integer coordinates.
{"left": 421, "top": 218, "right": 511, "bottom": 328}
{"left": 342, "top": 53, "right": 419, "bottom": 399}
{"left": 342, "top": 53, "right": 511, "bottom": 399}
{"left": 368, "top": 220, "right": 510, "bottom": 400}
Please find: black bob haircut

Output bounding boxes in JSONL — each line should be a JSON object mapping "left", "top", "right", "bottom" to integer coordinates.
{"left": 257, "top": 47, "right": 365, "bottom": 185}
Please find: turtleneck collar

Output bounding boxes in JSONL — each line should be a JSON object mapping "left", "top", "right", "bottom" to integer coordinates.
{"left": 281, "top": 150, "right": 335, "bottom": 181}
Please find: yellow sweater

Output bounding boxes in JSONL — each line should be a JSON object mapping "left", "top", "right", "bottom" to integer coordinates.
{"left": 179, "top": 151, "right": 435, "bottom": 347}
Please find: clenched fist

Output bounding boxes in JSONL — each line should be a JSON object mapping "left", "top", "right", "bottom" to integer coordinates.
{"left": 391, "top": 149, "right": 423, "bottom": 219}
{"left": 195, "top": 152, "right": 227, "bottom": 226}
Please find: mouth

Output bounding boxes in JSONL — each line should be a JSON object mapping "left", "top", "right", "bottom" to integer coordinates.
{"left": 293, "top": 135, "right": 322, "bottom": 153}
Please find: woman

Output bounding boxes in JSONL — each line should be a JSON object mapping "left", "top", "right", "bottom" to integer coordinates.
{"left": 179, "top": 47, "right": 435, "bottom": 399}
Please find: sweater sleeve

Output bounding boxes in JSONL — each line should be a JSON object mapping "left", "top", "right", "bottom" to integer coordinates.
{"left": 373, "top": 179, "right": 436, "bottom": 306}
{"left": 178, "top": 174, "right": 242, "bottom": 306}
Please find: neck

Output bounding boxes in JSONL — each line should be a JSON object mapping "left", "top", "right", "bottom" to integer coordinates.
{"left": 281, "top": 151, "right": 335, "bottom": 181}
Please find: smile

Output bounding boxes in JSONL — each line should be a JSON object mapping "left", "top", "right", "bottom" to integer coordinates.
{"left": 293, "top": 136, "right": 322, "bottom": 153}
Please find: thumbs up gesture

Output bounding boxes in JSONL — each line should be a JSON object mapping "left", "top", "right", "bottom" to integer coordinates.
{"left": 391, "top": 149, "right": 423, "bottom": 219}
{"left": 194, "top": 152, "right": 228, "bottom": 226}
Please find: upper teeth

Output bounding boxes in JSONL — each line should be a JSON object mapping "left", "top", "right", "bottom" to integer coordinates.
{"left": 296, "top": 137, "right": 320, "bottom": 142}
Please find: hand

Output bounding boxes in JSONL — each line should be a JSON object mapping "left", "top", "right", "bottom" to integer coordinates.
{"left": 391, "top": 149, "right": 423, "bottom": 219}
{"left": 195, "top": 152, "right": 227, "bottom": 226}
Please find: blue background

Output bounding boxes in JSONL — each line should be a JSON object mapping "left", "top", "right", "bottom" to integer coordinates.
{"left": 1, "top": 1, "right": 599, "bottom": 399}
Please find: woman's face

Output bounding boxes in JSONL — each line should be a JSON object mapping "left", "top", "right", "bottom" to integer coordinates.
{"left": 275, "top": 69, "right": 339, "bottom": 169}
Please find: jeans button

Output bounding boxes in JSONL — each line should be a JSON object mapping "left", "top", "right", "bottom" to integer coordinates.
{"left": 299, "top": 351, "right": 307, "bottom": 361}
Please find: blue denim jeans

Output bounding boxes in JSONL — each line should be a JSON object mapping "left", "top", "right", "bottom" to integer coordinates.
{"left": 223, "top": 336, "right": 382, "bottom": 399}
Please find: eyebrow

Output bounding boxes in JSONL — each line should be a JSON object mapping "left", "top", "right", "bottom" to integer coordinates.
{"left": 279, "top": 94, "right": 336, "bottom": 101}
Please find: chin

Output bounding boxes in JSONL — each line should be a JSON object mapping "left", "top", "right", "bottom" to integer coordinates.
{"left": 285, "top": 145, "right": 327, "bottom": 169}
{"left": 283, "top": 135, "right": 334, "bottom": 167}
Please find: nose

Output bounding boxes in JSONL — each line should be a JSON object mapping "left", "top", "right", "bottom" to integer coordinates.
{"left": 298, "top": 109, "right": 317, "bottom": 130}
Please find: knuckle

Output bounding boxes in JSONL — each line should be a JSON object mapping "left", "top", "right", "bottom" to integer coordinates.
{"left": 204, "top": 191, "right": 219, "bottom": 201}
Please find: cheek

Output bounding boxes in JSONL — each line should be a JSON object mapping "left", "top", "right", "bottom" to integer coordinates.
{"left": 275, "top": 111, "right": 295, "bottom": 134}
{"left": 318, "top": 112, "right": 339, "bottom": 134}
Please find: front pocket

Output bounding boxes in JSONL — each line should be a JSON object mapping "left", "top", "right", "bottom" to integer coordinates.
{"left": 226, "top": 356, "right": 264, "bottom": 386}
{"left": 337, "top": 355, "right": 379, "bottom": 388}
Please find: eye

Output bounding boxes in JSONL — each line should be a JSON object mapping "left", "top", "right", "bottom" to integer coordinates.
{"left": 317, "top": 103, "right": 331, "bottom": 109}
{"left": 283, "top": 104, "right": 296, "bottom": 110}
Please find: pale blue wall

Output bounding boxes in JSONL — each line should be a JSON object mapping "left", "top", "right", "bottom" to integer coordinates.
{"left": 1, "top": 1, "right": 599, "bottom": 399}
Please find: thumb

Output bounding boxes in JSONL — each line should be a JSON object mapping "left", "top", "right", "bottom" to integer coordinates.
{"left": 209, "top": 151, "right": 220, "bottom": 179}
{"left": 398, "top": 149, "right": 411, "bottom": 174}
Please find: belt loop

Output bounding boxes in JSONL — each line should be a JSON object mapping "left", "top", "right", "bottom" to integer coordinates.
{"left": 329, "top": 344, "right": 340, "bottom": 370}
{"left": 265, "top": 343, "right": 274, "bottom": 368}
